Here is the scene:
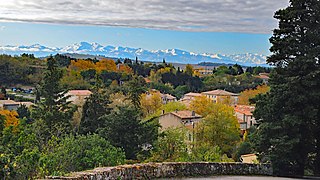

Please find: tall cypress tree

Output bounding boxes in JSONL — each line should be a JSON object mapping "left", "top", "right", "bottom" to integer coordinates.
{"left": 253, "top": 0, "right": 320, "bottom": 176}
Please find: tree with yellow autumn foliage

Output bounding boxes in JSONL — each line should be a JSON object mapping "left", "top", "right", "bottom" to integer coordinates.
{"left": 238, "top": 84, "right": 270, "bottom": 105}
{"left": 0, "top": 110, "right": 19, "bottom": 128}
{"left": 140, "top": 91, "right": 162, "bottom": 117}
{"left": 189, "top": 96, "right": 240, "bottom": 156}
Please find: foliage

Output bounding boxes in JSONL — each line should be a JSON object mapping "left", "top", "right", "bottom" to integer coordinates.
{"left": 238, "top": 84, "right": 270, "bottom": 105}
{"left": 39, "top": 134, "right": 125, "bottom": 176}
{"left": 0, "top": 110, "right": 19, "bottom": 129}
{"left": 0, "top": 54, "right": 45, "bottom": 86}
{"left": 99, "top": 105, "right": 157, "bottom": 159}
{"left": 32, "top": 56, "right": 76, "bottom": 137}
{"left": 147, "top": 101, "right": 187, "bottom": 120}
{"left": 124, "top": 75, "right": 147, "bottom": 108}
{"left": 140, "top": 91, "right": 162, "bottom": 117}
{"left": 148, "top": 128, "right": 189, "bottom": 162}
{"left": 253, "top": 0, "right": 320, "bottom": 176}
{"left": 203, "top": 73, "right": 262, "bottom": 93}
{"left": 79, "top": 86, "right": 110, "bottom": 135}
{"left": 189, "top": 96, "right": 240, "bottom": 157}
{"left": 190, "top": 143, "right": 233, "bottom": 162}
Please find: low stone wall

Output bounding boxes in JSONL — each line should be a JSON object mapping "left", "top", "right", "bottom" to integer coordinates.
{"left": 47, "top": 162, "right": 272, "bottom": 180}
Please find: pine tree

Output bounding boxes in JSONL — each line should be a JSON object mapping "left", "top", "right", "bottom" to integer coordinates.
{"left": 253, "top": 0, "right": 320, "bottom": 176}
{"left": 32, "top": 56, "right": 76, "bottom": 137}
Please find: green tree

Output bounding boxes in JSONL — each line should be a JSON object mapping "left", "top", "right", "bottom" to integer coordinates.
{"left": 99, "top": 105, "right": 157, "bottom": 159}
{"left": 185, "top": 64, "right": 194, "bottom": 76}
{"left": 39, "top": 134, "right": 125, "bottom": 176}
{"left": 32, "top": 56, "right": 76, "bottom": 137}
{"left": 253, "top": 0, "right": 320, "bottom": 176}
{"left": 148, "top": 128, "right": 189, "bottom": 162}
{"left": 124, "top": 75, "right": 147, "bottom": 108}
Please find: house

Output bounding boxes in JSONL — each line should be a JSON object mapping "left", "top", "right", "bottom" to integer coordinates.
{"left": 193, "top": 68, "right": 213, "bottom": 77}
{"left": 0, "top": 100, "right": 19, "bottom": 110}
{"left": 159, "top": 110, "right": 202, "bottom": 142}
{"left": 179, "top": 92, "right": 203, "bottom": 106}
{"left": 234, "top": 105, "right": 256, "bottom": 131}
{"left": 145, "top": 89, "right": 176, "bottom": 105}
{"left": 161, "top": 93, "right": 177, "bottom": 104}
{"left": 0, "top": 100, "right": 35, "bottom": 111}
{"left": 65, "top": 90, "right": 92, "bottom": 106}
{"left": 256, "top": 73, "right": 270, "bottom": 84}
{"left": 201, "top": 89, "right": 239, "bottom": 105}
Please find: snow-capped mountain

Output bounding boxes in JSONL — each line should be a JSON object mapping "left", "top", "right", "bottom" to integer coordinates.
{"left": 0, "top": 42, "right": 268, "bottom": 66}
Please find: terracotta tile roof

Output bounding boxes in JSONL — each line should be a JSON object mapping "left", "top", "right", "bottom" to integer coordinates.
{"left": 67, "top": 90, "right": 92, "bottom": 96}
{"left": 144, "top": 78, "right": 152, "bottom": 83}
{"left": 171, "top": 110, "right": 202, "bottom": 119}
{"left": 234, "top": 105, "right": 255, "bottom": 116}
{"left": 202, "top": 89, "right": 239, "bottom": 96}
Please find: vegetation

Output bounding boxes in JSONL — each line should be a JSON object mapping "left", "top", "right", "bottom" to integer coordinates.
{"left": 253, "top": 0, "right": 320, "bottom": 176}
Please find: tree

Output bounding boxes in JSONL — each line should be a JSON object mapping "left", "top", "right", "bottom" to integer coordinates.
{"left": 148, "top": 128, "right": 189, "bottom": 162}
{"left": 238, "top": 84, "right": 270, "bottom": 105}
{"left": 125, "top": 76, "right": 147, "bottom": 109}
{"left": 189, "top": 96, "right": 240, "bottom": 156}
{"left": 195, "top": 103, "right": 240, "bottom": 156}
{"left": 39, "top": 134, "right": 125, "bottom": 176}
{"left": 140, "top": 91, "right": 162, "bottom": 117}
{"left": 253, "top": 0, "right": 320, "bottom": 176}
{"left": 99, "top": 105, "right": 157, "bottom": 159}
{"left": 185, "top": 64, "right": 194, "bottom": 76}
{"left": 32, "top": 56, "right": 76, "bottom": 137}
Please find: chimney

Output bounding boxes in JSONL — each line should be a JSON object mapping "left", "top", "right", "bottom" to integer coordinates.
{"left": 192, "top": 111, "right": 195, "bottom": 116}
{"left": 162, "top": 110, "right": 165, "bottom": 115}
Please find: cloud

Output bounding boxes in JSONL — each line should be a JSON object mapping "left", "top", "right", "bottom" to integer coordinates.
{"left": 0, "top": 0, "right": 288, "bottom": 33}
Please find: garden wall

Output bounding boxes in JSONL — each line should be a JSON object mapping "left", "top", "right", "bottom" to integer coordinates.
{"left": 47, "top": 162, "right": 272, "bottom": 179}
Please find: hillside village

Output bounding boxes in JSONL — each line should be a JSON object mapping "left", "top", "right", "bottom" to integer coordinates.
{"left": 0, "top": 53, "right": 273, "bottom": 179}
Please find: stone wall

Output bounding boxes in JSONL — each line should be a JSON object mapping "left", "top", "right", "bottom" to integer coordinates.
{"left": 47, "top": 162, "right": 272, "bottom": 180}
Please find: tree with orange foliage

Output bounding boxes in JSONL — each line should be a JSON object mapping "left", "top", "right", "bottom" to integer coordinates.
{"left": 238, "top": 84, "right": 270, "bottom": 105}
{"left": 117, "top": 64, "right": 133, "bottom": 74}
{"left": 69, "top": 60, "right": 95, "bottom": 71}
{"left": 0, "top": 110, "right": 19, "bottom": 128}
{"left": 95, "top": 59, "right": 117, "bottom": 72}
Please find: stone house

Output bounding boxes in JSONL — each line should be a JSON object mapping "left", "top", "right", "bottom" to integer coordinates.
{"left": 201, "top": 89, "right": 239, "bottom": 105}
{"left": 65, "top": 90, "right": 92, "bottom": 106}
{"left": 159, "top": 110, "right": 202, "bottom": 142}
{"left": 234, "top": 105, "right": 256, "bottom": 131}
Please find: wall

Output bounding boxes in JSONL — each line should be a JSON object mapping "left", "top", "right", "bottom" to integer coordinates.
{"left": 46, "top": 162, "right": 272, "bottom": 180}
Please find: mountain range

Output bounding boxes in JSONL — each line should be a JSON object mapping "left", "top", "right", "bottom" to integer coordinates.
{"left": 0, "top": 42, "right": 269, "bottom": 66}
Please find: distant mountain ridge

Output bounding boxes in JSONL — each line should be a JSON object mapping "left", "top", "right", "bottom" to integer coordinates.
{"left": 0, "top": 42, "right": 268, "bottom": 66}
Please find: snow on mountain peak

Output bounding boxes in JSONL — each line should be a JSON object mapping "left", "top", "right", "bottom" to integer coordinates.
{"left": 0, "top": 42, "right": 268, "bottom": 66}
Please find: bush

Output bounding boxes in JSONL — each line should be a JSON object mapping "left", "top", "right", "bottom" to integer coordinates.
{"left": 39, "top": 134, "right": 125, "bottom": 176}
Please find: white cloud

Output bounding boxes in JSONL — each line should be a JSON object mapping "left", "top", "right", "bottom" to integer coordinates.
{"left": 0, "top": 0, "right": 288, "bottom": 33}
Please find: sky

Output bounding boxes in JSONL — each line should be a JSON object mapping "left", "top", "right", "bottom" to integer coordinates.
{"left": 0, "top": 0, "right": 289, "bottom": 55}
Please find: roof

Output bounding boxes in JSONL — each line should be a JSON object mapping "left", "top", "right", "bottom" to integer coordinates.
{"left": 234, "top": 105, "right": 255, "bottom": 116}
{"left": 202, "top": 89, "right": 239, "bottom": 96}
{"left": 67, "top": 90, "right": 92, "bottom": 96}
{"left": 0, "top": 100, "right": 18, "bottom": 105}
{"left": 184, "top": 92, "right": 202, "bottom": 97}
{"left": 162, "top": 94, "right": 176, "bottom": 100}
{"left": 19, "top": 102, "right": 35, "bottom": 108}
{"left": 171, "top": 110, "right": 202, "bottom": 119}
